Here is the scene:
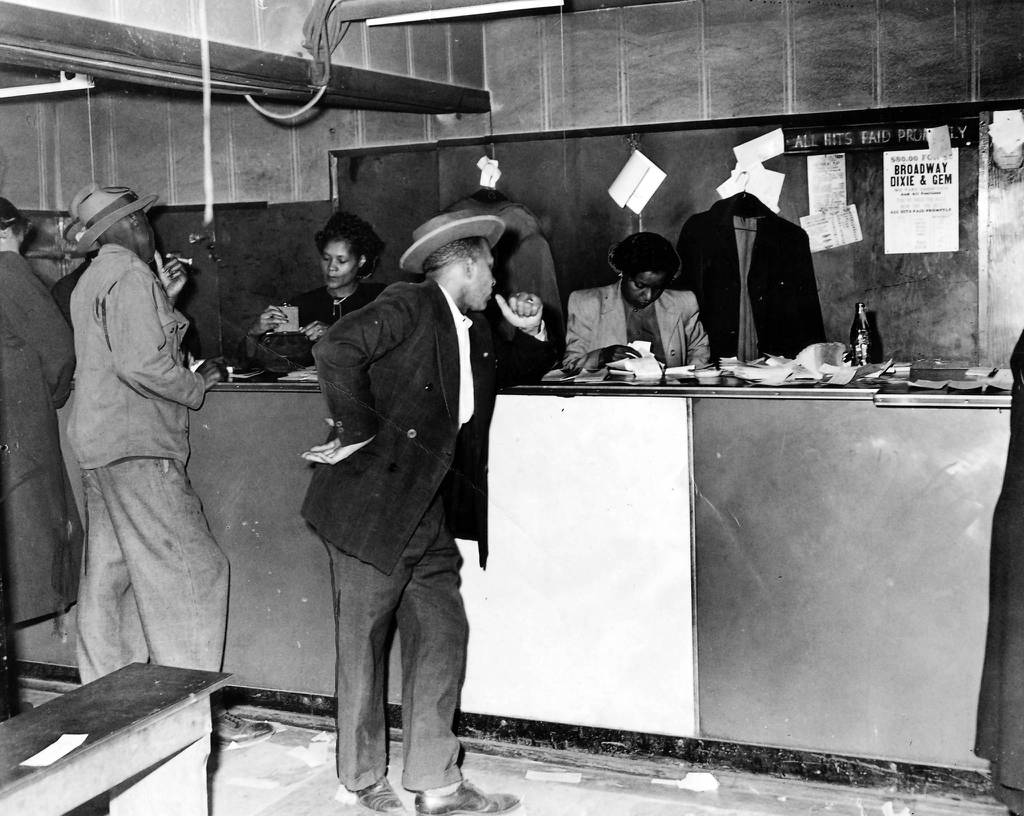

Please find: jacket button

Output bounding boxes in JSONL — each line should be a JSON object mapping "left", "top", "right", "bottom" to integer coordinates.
{"left": 388, "top": 462, "right": 399, "bottom": 472}
{"left": 407, "top": 429, "right": 417, "bottom": 438}
{"left": 424, "top": 383, "right": 433, "bottom": 391}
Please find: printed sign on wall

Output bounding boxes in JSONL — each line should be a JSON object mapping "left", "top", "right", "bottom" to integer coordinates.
{"left": 883, "top": 149, "right": 959, "bottom": 254}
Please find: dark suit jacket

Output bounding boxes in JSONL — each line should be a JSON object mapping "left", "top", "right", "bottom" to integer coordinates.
{"left": 676, "top": 195, "right": 826, "bottom": 360}
{"left": 300, "top": 279, "right": 553, "bottom": 574}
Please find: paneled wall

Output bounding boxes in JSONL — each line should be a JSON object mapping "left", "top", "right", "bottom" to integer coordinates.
{"left": 1, "top": 0, "right": 1023, "bottom": 208}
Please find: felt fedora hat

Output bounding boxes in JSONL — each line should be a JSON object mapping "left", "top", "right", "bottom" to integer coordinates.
{"left": 70, "top": 183, "right": 157, "bottom": 253}
{"left": 399, "top": 210, "right": 505, "bottom": 274}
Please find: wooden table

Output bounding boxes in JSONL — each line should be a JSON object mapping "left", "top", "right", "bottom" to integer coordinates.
{"left": 0, "top": 662, "right": 229, "bottom": 815}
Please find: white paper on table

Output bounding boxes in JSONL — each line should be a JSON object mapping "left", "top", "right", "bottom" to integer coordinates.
{"left": 21, "top": 734, "right": 88, "bottom": 767}
{"left": 608, "top": 150, "right": 667, "bottom": 215}
{"left": 926, "top": 126, "right": 952, "bottom": 158}
{"left": 807, "top": 154, "right": 847, "bottom": 214}
{"left": 733, "top": 128, "right": 784, "bottom": 169}
{"left": 800, "top": 204, "right": 863, "bottom": 253}
{"left": 989, "top": 110, "right": 1024, "bottom": 152}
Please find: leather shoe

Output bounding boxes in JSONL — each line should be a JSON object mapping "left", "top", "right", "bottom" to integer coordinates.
{"left": 414, "top": 780, "right": 520, "bottom": 815}
{"left": 354, "top": 778, "right": 407, "bottom": 814}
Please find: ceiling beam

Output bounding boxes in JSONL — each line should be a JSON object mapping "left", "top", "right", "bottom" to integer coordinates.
{"left": 0, "top": 2, "right": 490, "bottom": 114}
{"left": 329, "top": 0, "right": 684, "bottom": 21}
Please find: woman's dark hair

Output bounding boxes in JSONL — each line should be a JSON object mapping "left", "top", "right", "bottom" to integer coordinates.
{"left": 315, "top": 211, "right": 385, "bottom": 278}
{"left": 608, "top": 231, "right": 680, "bottom": 281}
{"left": 0, "top": 197, "right": 29, "bottom": 237}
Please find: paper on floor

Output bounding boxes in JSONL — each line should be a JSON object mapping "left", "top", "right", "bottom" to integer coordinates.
{"left": 525, "top": 770, "right": 582, "bottom": 783}
{"left": 652, "top": 771, "right": 719, "bottom": 792}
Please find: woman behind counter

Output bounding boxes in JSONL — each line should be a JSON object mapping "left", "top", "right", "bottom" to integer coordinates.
{"left": 563, "top": 231, "right": 710, "bottom": 372}
{"left": 244, "top": 211, "right": 385, "bottom": 368}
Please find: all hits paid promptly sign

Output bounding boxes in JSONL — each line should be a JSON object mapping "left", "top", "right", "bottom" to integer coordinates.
{"left": 783, "top": 119, "right": 977, "bottom": 153}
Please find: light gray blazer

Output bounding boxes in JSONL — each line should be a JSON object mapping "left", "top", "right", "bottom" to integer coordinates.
{"left": 563, "top": 282, "right": 710, "bottom": 369}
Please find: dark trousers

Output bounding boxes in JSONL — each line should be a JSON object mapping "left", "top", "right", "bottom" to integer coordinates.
{"left": 328, "top": 493, "right": 468, "bottom": 792}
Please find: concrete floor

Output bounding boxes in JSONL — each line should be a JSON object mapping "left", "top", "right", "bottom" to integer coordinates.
{"left": 17, "top": 684, "right": 1009, "bottom": 816}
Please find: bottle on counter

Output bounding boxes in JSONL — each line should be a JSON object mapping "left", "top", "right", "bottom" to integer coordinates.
{"left": 849, "top": 302, "right": 873, "bottom": 366}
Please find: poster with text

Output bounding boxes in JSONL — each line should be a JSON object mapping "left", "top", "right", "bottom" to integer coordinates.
{"left": 883, "top": 148, "right": 959, "bottom": 254}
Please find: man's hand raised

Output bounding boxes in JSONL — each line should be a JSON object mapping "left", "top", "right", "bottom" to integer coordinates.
{"left": 495, "top": 292, "right": 544, "bottom": 336}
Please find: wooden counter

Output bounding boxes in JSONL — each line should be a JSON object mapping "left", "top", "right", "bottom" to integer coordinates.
{"left": 15, "top": 380, "right": 1008, "bottom": 771}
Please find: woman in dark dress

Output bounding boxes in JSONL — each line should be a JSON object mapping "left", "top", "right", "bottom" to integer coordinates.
{"left": 0, "top": 197, "right": 82, "bottom": 624}
{"left": 978, "top": 328, "right": 1024, "bottom": 814}
{"left": 243, "top": 211, "right": 385, "bottom": 369}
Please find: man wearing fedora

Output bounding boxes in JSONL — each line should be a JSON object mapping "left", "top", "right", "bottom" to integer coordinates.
{"left": 66, "top": 182, "right": 270, "bottom": 745}
{"left": 301, "top": 210, "right": 554, "bottom": 815}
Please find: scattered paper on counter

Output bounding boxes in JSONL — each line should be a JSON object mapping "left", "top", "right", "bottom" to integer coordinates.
{"left": 278, "top": 366, "right": 320, "bottom": 382}
{"left": 825, "top": 366, "right": 857, "bottom": 386}
{"left": 525, "top": 770, "right": 582, "bottom": 783}
{"left": 21, "top": 733, "right": 88, "bottom": 766}
{"left": 908, "top": 379, "right": 949, "bottom": 389}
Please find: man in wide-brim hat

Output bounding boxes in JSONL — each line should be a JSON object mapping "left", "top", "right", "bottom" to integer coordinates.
{"left": 300, "top": 210, "right": 555, "bottom": 815}
{"left": 64, "top": 182, "right": 271, "bottom": 746}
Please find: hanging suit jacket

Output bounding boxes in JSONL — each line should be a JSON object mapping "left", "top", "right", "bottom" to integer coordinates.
{"left": 675, "top": 195, "right": 826, "bottom": 361}
{"left": 443, "top": 192, "right": 564, "bottom": 346}
{"left": 301, "top": 279, "right": 554, "bottom": 574}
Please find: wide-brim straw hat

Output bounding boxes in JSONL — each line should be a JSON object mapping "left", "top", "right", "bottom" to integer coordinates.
{"left": 70, "top": 183, "right": 157, "bottom": 253}
{"left": 399, "top": 211, "right": 505, "bottom": 274}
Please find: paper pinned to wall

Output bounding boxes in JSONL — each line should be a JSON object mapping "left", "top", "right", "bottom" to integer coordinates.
{"left": 988, "top": 110, "right": 1024, "bottom": 152}
{"left": 608, "top": 150, "right": 666, "bottom": 214}
{"left": 733, "top": 128, "right": 785, "bottom": 169}
{"left": 799, "top": 204, "right": 863, "bottom": 252}
{"left": 926, "top": 126, "right": 952, "bottom": 158}
{"left": 477, "top": 156, "right": 501, "bottom": 189}
{"left": 715, "top": 161, "right": 784, "bottom": 213}
{"left": 807, "top": 153, "right": 847, "bottom": 214}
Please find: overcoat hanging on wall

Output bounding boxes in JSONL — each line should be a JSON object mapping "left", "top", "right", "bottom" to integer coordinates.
{"left": 443, "top": 192, "right": 563, "bottom": 345}
{"left": 0, "top": 251, "right": 82, "bottom": 623}
{"left": 977, "top": 327, "right": 1024, "bottom": 812}
{"left": 675, "top": 194, "right": 826, "bottom": 361}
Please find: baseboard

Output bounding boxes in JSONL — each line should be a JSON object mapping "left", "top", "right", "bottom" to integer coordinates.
{"left": 16, "top": 660, "right": 992, "bottom": 801}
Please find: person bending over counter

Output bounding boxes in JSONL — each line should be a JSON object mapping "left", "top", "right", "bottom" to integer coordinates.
{"left": 243, "top": 211, "right": 386, "bottom": 370}
{"left": 563, "top": 231, "right": 710, "bottom": 372}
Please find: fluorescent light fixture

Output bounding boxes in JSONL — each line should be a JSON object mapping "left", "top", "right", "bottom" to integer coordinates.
{"left": 0, "top": 71, "right": 94, "bottom": 100}
{"left": 366, "top": 0, "right": 562, "bottom": 26}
